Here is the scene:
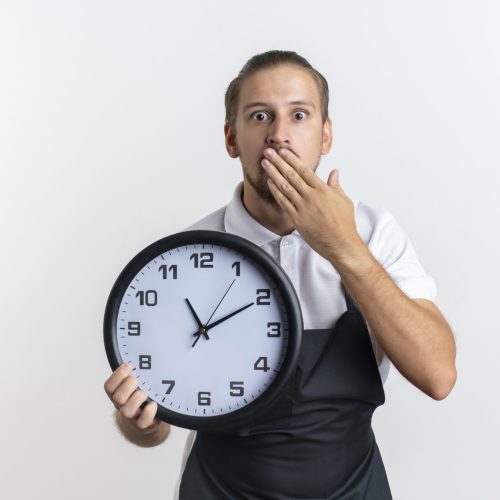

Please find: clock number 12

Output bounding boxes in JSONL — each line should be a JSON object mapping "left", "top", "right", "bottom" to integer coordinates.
{"left": 190, "top": 252, "right": 213, "bottom": 268}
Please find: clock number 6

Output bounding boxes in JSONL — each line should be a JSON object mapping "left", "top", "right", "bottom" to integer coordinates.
{"left": 198, "top": 391, "right": 211, "bottom": 406}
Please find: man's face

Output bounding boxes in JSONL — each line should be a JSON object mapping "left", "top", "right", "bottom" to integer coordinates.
{"left": 225, "top": 64, "right": 332, "bottom": 208}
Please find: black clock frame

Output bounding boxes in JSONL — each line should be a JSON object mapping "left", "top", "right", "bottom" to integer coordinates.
{"left": 103, "top": 229, "right": 303, "bottom": 431}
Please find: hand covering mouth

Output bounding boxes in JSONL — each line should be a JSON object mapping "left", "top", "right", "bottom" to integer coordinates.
{"left": 261, "top": 147, "right": 295, "bottom": 159}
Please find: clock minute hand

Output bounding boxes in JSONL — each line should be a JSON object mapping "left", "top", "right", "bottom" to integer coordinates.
{"left": 202, "top": 302, "right": 254, "bottom": 332}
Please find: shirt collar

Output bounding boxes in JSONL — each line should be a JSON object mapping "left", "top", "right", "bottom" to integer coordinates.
{"left": 224, "top": 181, "right": 301, "bottom": 247}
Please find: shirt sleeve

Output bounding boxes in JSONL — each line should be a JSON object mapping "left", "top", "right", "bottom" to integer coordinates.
{"left": 371, "top": 210, "right": 437, "bottom": 302}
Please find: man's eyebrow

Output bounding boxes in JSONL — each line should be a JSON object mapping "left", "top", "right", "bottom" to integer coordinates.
{"left": 242, "top": 100, "right": 316, "bottom": 112}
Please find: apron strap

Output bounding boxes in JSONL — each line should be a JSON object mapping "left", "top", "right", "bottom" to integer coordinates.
{"left": 341, "top": 281, "right": 358, "bottom": 314}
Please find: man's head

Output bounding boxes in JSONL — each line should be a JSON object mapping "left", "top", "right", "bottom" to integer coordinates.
{"left": 224, "top": 50, "right": 332, "bottom": 208}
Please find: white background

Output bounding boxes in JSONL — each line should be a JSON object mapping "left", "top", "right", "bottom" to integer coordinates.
{"left": 1, "top": 1, "right": 498, "bottom": 499}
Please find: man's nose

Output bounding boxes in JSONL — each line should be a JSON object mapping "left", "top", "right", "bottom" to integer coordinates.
{"left": 266, "top": 116, "right": 291, "bottom": 147}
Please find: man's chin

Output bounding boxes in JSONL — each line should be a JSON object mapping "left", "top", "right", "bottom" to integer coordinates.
{"left": 256, "top": 185, "right": 281, "bottom": 208}
{"left": 244, "top": 169, "right": 282, "bottom": 208}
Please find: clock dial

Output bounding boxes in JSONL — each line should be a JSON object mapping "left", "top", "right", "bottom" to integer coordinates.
{"left": 104, "top": 231, "right": 302, "bottom": 430}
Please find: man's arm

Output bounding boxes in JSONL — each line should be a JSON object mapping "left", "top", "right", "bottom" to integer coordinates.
{"left": 331, "top": 244, "right": 457, "bottom": 401}
{"left": 256, "top": 147, "right": 456, "bottom": 399}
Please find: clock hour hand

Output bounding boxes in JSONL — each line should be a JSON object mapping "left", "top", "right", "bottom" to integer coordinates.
{"left": 185, "top": 298, "right": 203, "bottom": 327}
{"left": 192, "top": 302, "right": 254, "bottom": 335}
{"left": 186, "top": 298, "right": 210, "bottom": 342}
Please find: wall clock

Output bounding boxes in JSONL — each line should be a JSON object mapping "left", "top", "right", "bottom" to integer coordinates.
{"left": 103, "top": 230, "right": 303, "bottom": 431}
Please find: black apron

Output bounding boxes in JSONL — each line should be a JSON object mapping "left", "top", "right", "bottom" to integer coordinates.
{"left": 179, "top": 282, "right": 393, "bottom": 499}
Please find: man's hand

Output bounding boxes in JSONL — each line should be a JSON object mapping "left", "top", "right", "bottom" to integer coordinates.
{"left": 261, "top": 147, "right": 364, "bottom": 263}
{"left": 104, "top": 363, "right": 162, "bottom": 431}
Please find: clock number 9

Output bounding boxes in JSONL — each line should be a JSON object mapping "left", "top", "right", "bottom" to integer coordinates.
{"left": 190, "top": 252, "right": 214, "bottom": 268}
{"left": 127, "top": 321, "right": 141, "bottom": 336}
{"left": 256, "top": 289, "right": 271, "bottom": 305}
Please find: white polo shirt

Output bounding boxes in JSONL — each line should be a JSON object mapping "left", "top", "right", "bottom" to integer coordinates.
{"left": 172, "top": 180, "right": 437, "bottom": 499}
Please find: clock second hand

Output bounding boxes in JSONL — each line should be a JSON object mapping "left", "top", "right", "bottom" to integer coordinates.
{"left": 204, "top": 278, "right": 237, "bottom": 326}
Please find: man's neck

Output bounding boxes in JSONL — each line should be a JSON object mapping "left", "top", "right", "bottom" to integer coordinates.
{"left": 241, "top": 183, "right": 295, "bottom": 237}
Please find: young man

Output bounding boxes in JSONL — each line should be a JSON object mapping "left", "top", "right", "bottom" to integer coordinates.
{"left": 104, "top": 50, "right": 457, "bottom": 499}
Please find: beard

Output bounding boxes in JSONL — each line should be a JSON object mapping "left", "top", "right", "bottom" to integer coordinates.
{"left": 245, "top": 160, "right": 281, "bottom": 209}
{"left": 242, "top": 153, "right": 322, "bottom": 210}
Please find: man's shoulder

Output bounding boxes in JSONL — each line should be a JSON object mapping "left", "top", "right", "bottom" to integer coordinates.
{"left": 180, "top": 205, "right": 227, "bottom": 232}
{"left": 353, "top": 199, "right": 395, "bottom": 237}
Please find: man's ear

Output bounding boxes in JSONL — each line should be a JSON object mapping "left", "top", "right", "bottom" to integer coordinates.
{"left": 321, "top": 117, "right": 333, "bottom": 155}
{"left": 224, "top": 123, "right": 239, "bottom": 158}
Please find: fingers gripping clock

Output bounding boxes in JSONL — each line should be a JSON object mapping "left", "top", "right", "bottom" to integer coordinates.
{"left": 103, "top": 230, "right": 303, "bottom": 431}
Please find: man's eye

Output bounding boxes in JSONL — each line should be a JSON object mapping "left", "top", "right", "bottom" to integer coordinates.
{"left": 251, "top": 110, "right": 308, "bottom": 121}
{"left": 252, "top": 111, "right": 270, "bottom": 121}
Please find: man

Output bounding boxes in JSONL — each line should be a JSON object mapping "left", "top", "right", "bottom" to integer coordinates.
{"left": 104, "top": 50, "right": 457, "bottom": 499}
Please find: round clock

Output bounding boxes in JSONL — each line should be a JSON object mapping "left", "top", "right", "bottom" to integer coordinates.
{"left": 103, "top": 229, "right": 303, "bottom": 431}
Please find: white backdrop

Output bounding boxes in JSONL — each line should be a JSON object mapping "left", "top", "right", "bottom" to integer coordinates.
{"left": 1, "top": 1, "right": 498, "bottom": 499}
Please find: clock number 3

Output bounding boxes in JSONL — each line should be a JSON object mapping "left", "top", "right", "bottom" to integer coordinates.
{"left": 267, "top": 322, "right": 281, "bottom": 337}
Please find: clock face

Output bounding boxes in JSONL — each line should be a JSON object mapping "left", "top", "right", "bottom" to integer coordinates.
{"left": 104, "top": 230, "right": 302, "bottom": 430}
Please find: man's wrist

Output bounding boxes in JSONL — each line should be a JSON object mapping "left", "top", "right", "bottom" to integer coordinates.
{"left": 117, "top": 410, "right": 162, "bottom": 435}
